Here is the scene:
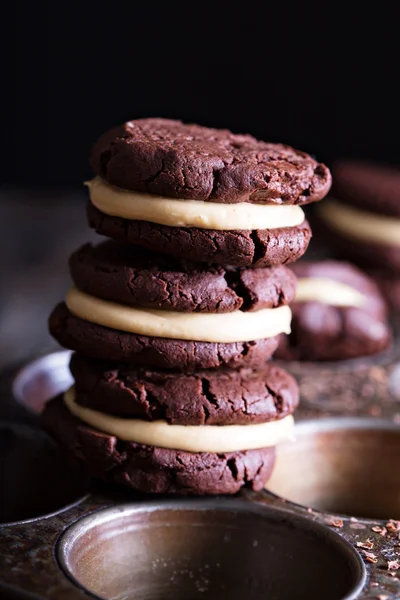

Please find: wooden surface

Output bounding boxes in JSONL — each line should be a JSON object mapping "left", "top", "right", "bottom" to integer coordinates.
{"left": 0, "top": 187, "right": 100, "bottom": 369}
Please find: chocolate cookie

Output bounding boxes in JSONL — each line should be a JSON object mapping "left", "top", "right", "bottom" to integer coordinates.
{"left": 314, "top": 216, "right": 400, "bottom": 274}
{"left": 70, "top": 241, "right": 297, "bottom": 312}
{"left": 70, "top": 353, "right": 299, "bottom": 423}
{"left": 87, "top": 203, "right": 312, "bottom": 268}
{"left": 90, "top": 118, "right": 331, "bottom": 204}
{"left": 276, "top": 261, "right": 391, "bottom": 361}
{"left": 42, "top": 396, "right": 276, "bottom": 495}
{"left": 50, "top": 303, "right": 279, "bottom": 370}
{"left": 332, "top": 160, "right": 400, "bottom": 217}
{"left": 314, "top": 160, "right": 400, "bottom": 273}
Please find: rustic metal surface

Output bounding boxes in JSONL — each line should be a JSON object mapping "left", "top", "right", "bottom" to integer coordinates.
{"left": 57, "top": 500, "right": 365, "bottom": 600}
{"left": 0, "top": 339, "right": 400, "bottom": 599}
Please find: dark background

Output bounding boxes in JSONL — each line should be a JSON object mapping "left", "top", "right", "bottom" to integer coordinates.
{"left": 5, "top": 3, "right": 400, "bottom": 185}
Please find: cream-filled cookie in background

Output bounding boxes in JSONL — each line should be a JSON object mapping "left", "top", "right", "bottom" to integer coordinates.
{"left": 87, "top": 118, "right": 331, "bottom": 267}
{"left": 276, "top": 261, "right": 391, "bottom": 361}
{"left": 315, "top": 160, "right": 400, "bottom": 274}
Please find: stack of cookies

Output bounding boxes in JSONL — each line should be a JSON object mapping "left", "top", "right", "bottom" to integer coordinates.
{"left": 42, "top": 118, "right": 331, "bottom": 495}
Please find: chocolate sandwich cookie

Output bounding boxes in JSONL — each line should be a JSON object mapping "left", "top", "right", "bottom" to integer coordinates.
{"left": 69, "top": 241, "right": 297, "bottom": 312}
{"left": 50, "top": 303, "right": 281, "bottom": 370}
{"left": 315, "top": 160, "right": 400, "bottom": 273}
{"left": 50, "top": 244, "right": 293, "bottom": 370}
{"left": 42, "top": 395, "right": 281, "bottom": 495}
{"left": 70, "top": 353, "right": 299, "bottom": 423}
{"left": 276, "top": 260, "right": 391, "bottom": 361}
{"left": 86, "top": 118, "right": 331, "bottom": 267}
{"left": 87, "top": 205, "right": 312, "bottom": 268}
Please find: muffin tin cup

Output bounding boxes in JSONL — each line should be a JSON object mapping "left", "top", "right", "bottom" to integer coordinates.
{"left": 265, "top": 417, "right": 400, "bottom": 521}
{"left": 0, "top": 351, "right": 400, "bottom": 598}
{"left": 57, "top": 499, "right": 365, "bottom": 600}
{"left": 0, "top": 421, "right": 89, "bottom": 526}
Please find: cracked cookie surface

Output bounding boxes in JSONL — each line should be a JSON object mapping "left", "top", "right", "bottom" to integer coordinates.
{"left": 42, "top": 395, "right": 276, "bottom": 495}
{"left": 69, "top": 241, "right": 297, "bottom": 312}
{"left": 90, "top": 118, "right": 331, "bottom": 204}
{"left": 70, "top": 353, "right": 299, "bottom": 423}
{"left": 87, "top": 203, "right": 312, "bottom": 268}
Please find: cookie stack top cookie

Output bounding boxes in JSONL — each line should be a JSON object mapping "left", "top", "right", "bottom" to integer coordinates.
{"left": 87, "top": 118, "right": 331, "bottom": 267}
{"left": 45, "top": 119, "right": 331, "bottom": 496}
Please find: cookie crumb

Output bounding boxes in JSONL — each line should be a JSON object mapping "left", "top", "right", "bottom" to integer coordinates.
{"left": 372, "top": 526, "right": 387, "bottom": 536}
{"left": 386, "top": 520, "right": 400, "bottom": 533}
{"left": 356, "top": 538, "right": 374, "bottom": 550}
{"left": 328, "top": 518, "right": 343, "bottom": 528}
{"left": 387, "top": 559, "right": 400, "bottom": 570}
{"left": 362, "top": 550, "right": 378, "bottom": 563}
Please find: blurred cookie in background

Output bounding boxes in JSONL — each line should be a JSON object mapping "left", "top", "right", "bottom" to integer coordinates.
{"left": 276, "top": 261, "right": 391, "bottom": 361}
{"left": 314, "top": 160, "right": 400, "bottom": 274}
{"left": 367, "top": 269, "right": 400, "bottom": 314}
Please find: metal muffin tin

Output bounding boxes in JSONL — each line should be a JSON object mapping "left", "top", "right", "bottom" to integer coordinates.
{"left": 0, "top": 337, "right": 399, "bottom": 599}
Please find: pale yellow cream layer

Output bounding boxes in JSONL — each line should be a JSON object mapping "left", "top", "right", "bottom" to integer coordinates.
{"left": 86, "top": 177, "right": 305, "bottom": 231}
{"left": 318, "top": 198, "right": 400, "bottom": 246}
{"left": 64, "top": 387, "right": 294, "bottom": 453}
{"left": 296, "top": 277, "right": 365, "bottom": 308}
{"left": 66, "top": 287, "right": 292, "bottom": 343}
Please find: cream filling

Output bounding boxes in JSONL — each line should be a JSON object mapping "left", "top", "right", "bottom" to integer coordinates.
{"left": 296, "top": 277, "right": 366, "bottom": 308}
{"left": 86, "top": 177, "right": 305, "bottom": 231}
{"left": 318, "top": 198, "right": 400, "bottom": 247}
{"left": 66, "top": 287, "right": 292, "bottom": 343}
{"left": 64, "top": 387, "right": 294, "bottom": 453}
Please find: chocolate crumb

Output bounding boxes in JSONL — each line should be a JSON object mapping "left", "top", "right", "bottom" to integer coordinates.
{"left": 387, "top": 559, "right": 400, "bottom": 570}
{"left": 356, "top": 538, "right": 374, "bottom": 550}
{"left": 328, "top": 518, "right": 344, "bottom": 528}
{"left": 362, "top": 550, "right": 378, "bottom": 563}
{"left": 386, "top": 520, "right": 400, "bottom": 533}
{"left": 372, "top": 526, "right": 387, "bottom": 536}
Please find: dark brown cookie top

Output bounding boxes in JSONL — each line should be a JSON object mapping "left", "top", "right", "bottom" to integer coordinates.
{"left": 332, "top": 160, "right": 400, "bottom": 217}
{"left": 42, "top": 395, "right": 276, "bottom": 495}
{"left": 90, "top": 118, "right": 331, "bottom": 204}
{"left": 276, "top": 260, "right": 391, "bottom": 361}
{"left": 70, "top": 241, "right": 297, "bottom": 313}
{"left": 50, "top": 303, "right": 279, "bottom": 370}
{"left": 70, "top": 353, "right": 299, "bottom": 424}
